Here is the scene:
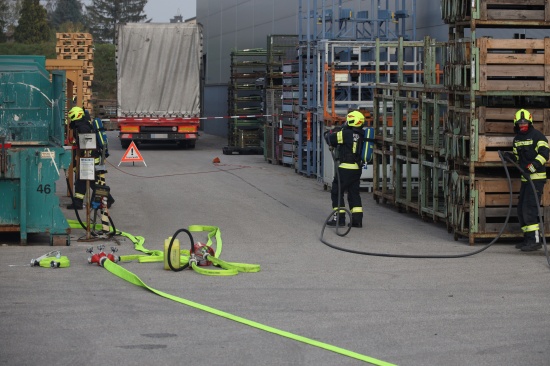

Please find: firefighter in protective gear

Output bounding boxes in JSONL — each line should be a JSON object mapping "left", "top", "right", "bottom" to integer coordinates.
{"left": 67, "top": 106, "right": 115, "bottom": 210}
{"left": 324, "top": 110, "right": 365, "bottom": 228}
{"left": 506, "top": 109, "right": 549, "bottom": 251}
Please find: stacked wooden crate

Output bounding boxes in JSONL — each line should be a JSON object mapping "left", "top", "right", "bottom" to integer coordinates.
{"left": 442, "top": 0, "right": 550, "bottom": 243}
{"left": 56, "top": 33, "right": 94, "bottom": 111}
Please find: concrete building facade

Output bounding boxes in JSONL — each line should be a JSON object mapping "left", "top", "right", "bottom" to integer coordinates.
{"left": 196, "top": 0, "right": 548, "bottom": 136}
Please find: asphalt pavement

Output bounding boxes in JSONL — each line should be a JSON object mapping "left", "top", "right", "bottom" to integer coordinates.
{"left": 1, "top": 131, "right": 549, "bottom": 366}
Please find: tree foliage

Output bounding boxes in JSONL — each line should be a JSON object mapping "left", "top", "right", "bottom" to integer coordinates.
{"left": 14, "top": 0, "right": 50, "bottom": 43}
{"left": 1, "top": 0, "right": 23, "bottom": 41}
{"left": 92, "top": 43, "right": 116, "bottom": 99}
{"left": 0, "top": 0, "right": 8, "bottom": 42}
{"left": 51, "top": 0, "right": 84, "bottom": 29}
{"left": 86, "top": 0, "right": 147, "bottom": 44}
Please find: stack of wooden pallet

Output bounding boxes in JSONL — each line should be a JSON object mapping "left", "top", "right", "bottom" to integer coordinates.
{"left": 56, "top": 32, "right": 94, "bottom": 111}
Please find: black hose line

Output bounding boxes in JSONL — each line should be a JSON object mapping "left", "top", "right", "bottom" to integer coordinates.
{"left": 65, "top": 175, "right": 88, "bottom": 230}
{"left": 65, "top": 174, "right": 120, "bottom": 238}
{"left": 320, "top": 149, "right": 549, "bottom": 267}
{"left": 166, "top": 228, "right": 195, "bottom": 272}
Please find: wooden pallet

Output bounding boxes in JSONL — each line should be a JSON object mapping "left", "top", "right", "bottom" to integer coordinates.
{"left": 57, "top": 32, "right": 93, "bottom": 41}
{"left": 478, "top": 38, "right": 550, "bottom": 92}
{"left": 56, "top": 46, "right": 93, "bottom": 54}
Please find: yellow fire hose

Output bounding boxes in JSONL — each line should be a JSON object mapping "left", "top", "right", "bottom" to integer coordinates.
{"left": 66, "top": 219, "right": 396, "bottom": 365}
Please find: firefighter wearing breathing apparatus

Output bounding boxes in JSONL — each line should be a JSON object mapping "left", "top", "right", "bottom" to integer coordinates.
{"left": 324, "top": 111, "right": 365, "bottom": 228}
{"left": 505, "top": 109, "right": 549, "bottom": 251}
{"left": 66, "top": 106, "right": 115, "bottom": 210}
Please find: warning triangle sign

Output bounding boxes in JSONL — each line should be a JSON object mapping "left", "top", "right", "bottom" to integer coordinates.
{"left": 119, "top": 141, "right": 147, "bottom": 166}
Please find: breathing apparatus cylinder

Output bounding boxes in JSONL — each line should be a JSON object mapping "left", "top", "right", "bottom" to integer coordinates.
{"left": 164, "top": 237, "right": 180, "bottom": 270}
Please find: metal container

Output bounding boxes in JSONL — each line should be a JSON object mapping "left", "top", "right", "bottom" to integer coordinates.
{"left": 0, "top": 56, "right": 72, "bottom": 245}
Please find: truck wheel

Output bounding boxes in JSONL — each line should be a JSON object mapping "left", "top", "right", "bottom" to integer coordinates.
{"left": 120, "top": 140, "right": 130, "bottom": 149}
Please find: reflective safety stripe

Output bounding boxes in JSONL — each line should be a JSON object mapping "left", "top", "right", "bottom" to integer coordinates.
{"left": 337, "top": 130, "right": 343, "bottom": 144}
{"left": 537, "top": 140, "right": 549, "bottom": 149}
{"left": 339, "top": 163, "right": 360, "bottom": 169}
{"left": 535, "top": 155, "right": 547, "bottom": 165}
{"left": 75, "top": 193, "right": 85, "bottom": 199}
{"left": 515, "top": 140, "right": 533, "bottom": 146}
{"left": 522, "top": 223, "right": 540, "bottom": 233}
{"left": 94, "top": 158, "right": 100, "bottom": 164}
{"left": 351, "top": 207, "right": 363, "bottom": 213}
{"left": 333, "top": 208, "right": 347, "bottom": 214}
{"left": 521, "top": 172, "right": 546, "bottom": 181}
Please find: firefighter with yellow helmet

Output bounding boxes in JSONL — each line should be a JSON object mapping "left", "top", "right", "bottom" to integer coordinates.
{"left": 324, "top": 110, "right": 365, "bottom": 228}
{"left": 505, "top": 109, "right": 549, "bottom": 251}
{"left": 66, "top": 106, "right": 115, "bottom": 210}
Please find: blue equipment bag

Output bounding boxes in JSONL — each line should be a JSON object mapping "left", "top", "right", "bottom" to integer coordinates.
{"left": 361, "top": 127, "right": 375, "bottom": 169}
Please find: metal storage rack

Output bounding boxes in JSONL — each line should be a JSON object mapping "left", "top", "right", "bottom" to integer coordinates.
{"left": 372, "top": 37, "right": 448, "bottom": 219}
{"left": 264, "top": 35, "right": 298, "bottom": 164}
{"left": 224, "top": 49, "right": 267, "bottom": 155}
{"left": 297, "top": 0, "right": 417, "bottom": 179}
{"left": 282, "top": 61, "right": 300, "bottom": 166}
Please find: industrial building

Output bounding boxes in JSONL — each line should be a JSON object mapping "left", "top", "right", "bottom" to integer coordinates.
{"left": 195, "top": 0, "right": 550, "bottom": 244}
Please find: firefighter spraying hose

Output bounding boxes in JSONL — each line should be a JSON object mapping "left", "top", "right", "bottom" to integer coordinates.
{"left": 319, "top": 112, "right": 550, "bottom": 267}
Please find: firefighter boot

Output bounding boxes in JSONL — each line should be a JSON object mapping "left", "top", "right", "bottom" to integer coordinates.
{"left": 521, "top": 231, "right": 542, "bottom": 252}
{"left": 327, "top": 212, "right": 346, "bottom": 227}
{"left": 515, "top": 234, "right": 528, "bottom": 249}
{"left": 351, "top": 213, "right": 363, "bottom": 228}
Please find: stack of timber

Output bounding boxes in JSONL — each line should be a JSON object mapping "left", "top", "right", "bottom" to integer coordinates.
{"left": 443, "top": 0, "right": 550, "bottom": 244}
{"left": 56, "top": 33, "right": 94, "bottom": 111}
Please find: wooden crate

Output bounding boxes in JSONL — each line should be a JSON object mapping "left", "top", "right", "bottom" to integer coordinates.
{"left": 476, "top": 176, "right": 550, "bottom": 207}
{"left": 477, "top": 107, "right": 550, "bottom": 135}
{"left": 478, "top": 0, "right": 550, "bottom": 22}
{"left": 442, "top": 0, "right": 550, "bottom": 24}
{"left": 477, "top": 38, "right": 550, "bottom": 92}
{"left": 475, "top": 176, "right": 550, "bottom": 233}
{"left": 475, "top": 134, "right": 550, "bottom": 162}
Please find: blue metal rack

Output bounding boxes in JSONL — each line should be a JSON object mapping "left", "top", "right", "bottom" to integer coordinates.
{"left": 296, "top": 0, "right": 417, "bottom": 179}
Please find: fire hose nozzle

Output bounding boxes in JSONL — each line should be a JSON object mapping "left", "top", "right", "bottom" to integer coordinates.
{"left": 31, "top": 250, "right": 60, "bottom": 266}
